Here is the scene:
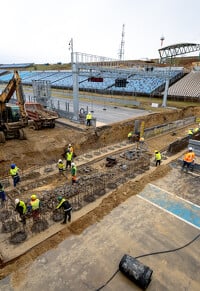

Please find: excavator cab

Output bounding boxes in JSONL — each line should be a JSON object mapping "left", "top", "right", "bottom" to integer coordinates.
{"left": 4, "top": 104, "right": 21, "bottom": 123}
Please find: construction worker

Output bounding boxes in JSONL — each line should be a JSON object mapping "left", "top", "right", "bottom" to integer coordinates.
{"left": 56, "top": 196, "right": 72, "bottom": 224}
{"left": 9, "top": 164, "right": 20, "bottom": 187}
{"left": 66, "top": 149, "right": 73, "bottom": 169}
{"left": 86, "top": 111, "right": 92, "bottom": 126}
{"left": 188, "top": 129, "right": 193, "bottom": 139}
{"left": 15, "top": 198, "right": 27, "bottom": 225}
{"left": 128, "top": 131, "right": 133, "bottom": 142}
{"left": 57, "top": 159, "right": 65, "bottom": 173}
{"left": 28, "top": 194, "right": 41, "bottom": 221}
{"left": 182, "top": 147, "right": 195, "bottom": 172}
{"left": 154, "top": 150, "right": 162, "bottom": 166}
{"left": 0, "top": 183, "right": 6, "bottom": 207}
{"left": 71, "top": 162, "right": 77, "bottom": 185}
{"left": 68, "top": 144, "right": 74, "bottom": 155}
{"left": 193, "top": 127, "right": 199, "bottom": 134}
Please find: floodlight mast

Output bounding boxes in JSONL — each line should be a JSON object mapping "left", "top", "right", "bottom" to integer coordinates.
{"left": 69, "top": 38, "right": 79, "bottom": 120}
{"left": 119, "top": 24, "right": 125, "bottom": 60}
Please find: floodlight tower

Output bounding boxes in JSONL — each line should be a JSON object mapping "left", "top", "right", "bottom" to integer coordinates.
{"left": 119, "top": 24, "right": 125, "bottom": 60}
{"left": 160, "top": 35, "right": 165, "bottom": 47}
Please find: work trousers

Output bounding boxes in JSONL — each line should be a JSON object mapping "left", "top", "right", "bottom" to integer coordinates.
{"left": 182, "top": 161, "right": 193, "bottom": 171}
{"left": 86, "top": 119, "right": 91, "bottom": 126}
{"left": 63, "top": 210, "right": 71, "bottom": 223}
{"left": 156, "top": 159, "right": 161, "bottom": 166}
{"left": 0, "top": 191, "right": 6, "bottom": 202}
{"left": 12, "top": 175, "right": 20, "bottom": 187}
{"left": 66, "top": 160, "right": 72, "bottom": 168}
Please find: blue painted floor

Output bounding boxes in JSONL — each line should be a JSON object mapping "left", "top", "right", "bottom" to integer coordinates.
{"left": 138, "top": 183, "right": 200, "bottom": 229}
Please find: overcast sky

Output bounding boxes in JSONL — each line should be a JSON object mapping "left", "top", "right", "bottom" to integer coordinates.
{"left": 0, "top": 0, "right": 200, "bottom": 64}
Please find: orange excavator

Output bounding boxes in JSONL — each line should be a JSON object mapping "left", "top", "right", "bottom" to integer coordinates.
{"left": 0, "top": 70, "right": 28, "bottom": 143}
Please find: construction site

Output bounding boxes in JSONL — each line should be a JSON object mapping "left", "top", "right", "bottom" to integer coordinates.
{"left": 0, "top": 50, "right": 200, "bottom": 290}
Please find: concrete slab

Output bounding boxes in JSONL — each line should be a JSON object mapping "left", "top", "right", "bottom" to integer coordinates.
{"left": 1, "top": 189, "right": 199, "bottom": 291}
{"left": 139, "top": 183, "right": 200, "bottom": 229}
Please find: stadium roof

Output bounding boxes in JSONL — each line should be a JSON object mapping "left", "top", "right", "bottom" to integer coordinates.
{"left": 158, "top": 43, "right": 200, "bottom": 61}
{"left": 0, "top": 63, "right": 34, "bottom": 69}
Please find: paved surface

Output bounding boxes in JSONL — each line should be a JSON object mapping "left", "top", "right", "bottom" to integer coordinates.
{"left": 0, "top": 182, "right": 200, "bottom": 290}
{"left": 53, "top": 96, "right": 150, "bottom": 125}
{"left": 139, "top": 183, "right": 200, "bottom": 229}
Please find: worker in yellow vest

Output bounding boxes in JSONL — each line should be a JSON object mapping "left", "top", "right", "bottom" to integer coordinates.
{"left": 154, "top": 150, "right": 162, "bottom": 166}
{"left": 15, "top": 198, "right": 27, "bottom": 225}
{"left": 9, "top": 164, "right": 20, "bottom": 187}
{"left": 57, "top": 159, "right": 65, "bottom": 174}
{"left": 188, "top": 129, "right": 193, "bottom": 139}
{"left": 28, "top": 194, "right": 41, "bottom": 221}
{"left": 66, "top": 150, "right": 73, "bottom": 169}
{"left": 128, "top": 132, "right": 133, "bottom": 142}
{"left": 86, "top": 112, "right": 92, "bottom": 126}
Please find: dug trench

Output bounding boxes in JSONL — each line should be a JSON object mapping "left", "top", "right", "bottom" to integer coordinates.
{"left": 0, "top": 106, "right": 200, "bottom": 281}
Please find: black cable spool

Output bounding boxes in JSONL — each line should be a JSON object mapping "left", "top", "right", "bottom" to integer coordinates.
{"left": 119, "top": 254, "right": 153, "bottom": 290}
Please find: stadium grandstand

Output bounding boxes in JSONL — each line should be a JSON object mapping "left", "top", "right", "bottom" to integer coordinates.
{"left": 0, "top": 66, "right": 183, "bottom": 96}
{"left": 0, "top": 43, "right": 200, "bottom": 101}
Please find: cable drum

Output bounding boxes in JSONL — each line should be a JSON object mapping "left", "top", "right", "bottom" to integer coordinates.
{"left": 119, "top": 254, "right": 153, "bottom": 290}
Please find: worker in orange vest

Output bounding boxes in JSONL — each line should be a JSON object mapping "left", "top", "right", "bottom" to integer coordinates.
{"left": 181, "top": 147, "right": 195, "bottom": 172}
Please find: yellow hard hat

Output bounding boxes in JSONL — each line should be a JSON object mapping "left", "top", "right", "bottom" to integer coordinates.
{"left": 31, "top": 194, "right": 37, "bottom": 200}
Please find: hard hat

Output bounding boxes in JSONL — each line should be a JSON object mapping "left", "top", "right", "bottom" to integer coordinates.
{"left": 58, "top": 159, "right": 62, "bottom": 163}
{"left": 68, "top": 144, "right": 71, "bottom": 147}
{"left": 31, "top": 194, "right": 37, "bottom": 200}
{"left": 71, "top": 162, "right": 75, "bottom": 167}
{"left": 88, "top": 112, "right": 91, "bottom": 114}
{"left": 188, "top": 147, "right": 193, "bottom": 151}
{"left": 57, "top": 196, "right": 62, "bottom": 201}
{"left": 15, "top": 198, "right": 20, "bottom": 205}
{"left": 154, "top": 150, "right": 158, "bottom": 153}
{"left": 11, "top": 164, "right": 16, "bottom": 169}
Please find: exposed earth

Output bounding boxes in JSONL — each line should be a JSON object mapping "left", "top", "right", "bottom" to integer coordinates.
{"left": 0, "top": 106, "right": 200, "bottom": 290}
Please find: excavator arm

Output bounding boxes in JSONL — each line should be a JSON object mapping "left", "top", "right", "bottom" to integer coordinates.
{"left": 14, "top": 70, "right": 28, "bottom": 121}
{"left": 0, "top": 70, "right": 28, "bottom": 123}
{"left": 0, "top": 73, "right": 17, "bottom": 111}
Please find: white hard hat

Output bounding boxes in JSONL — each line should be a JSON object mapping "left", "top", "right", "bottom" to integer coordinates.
{"left": 188, "top": 147, "right": 193, "bottom": 151}
{"left": 71, "top": 162, "right": 75, "bottom": 167}
{"left": 15, "top": 198, "right": 20, "bottom": 205}
{"left": 58, "top": 159, "right": 62, "bottom": 163}
{"left": 68, "top": 144, "right": 71, "bottom": 147}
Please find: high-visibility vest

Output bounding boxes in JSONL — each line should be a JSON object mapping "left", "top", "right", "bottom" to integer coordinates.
{"left": 188, "top": 129, "right": 193, "bottom": 135}
{"left": 193, "top": 127, "right": 199, "bottom": 133}
{"left": 66, "top": 151, "right": 73, "bottom": 161}
{"left": 86, "top": 113, "right": 92, "bottom": 120}
{"left": 58, "top": 162, "right": 65, "bottom": 170}
{"left": 10, "top": 167, "right": 19, "bottom": 176}
{"left": 155, "top": 152, "right": 161, "bottom": 160}
{"left": 19, "top": 200, "right": 27, "bottom": 214}
{"left": 56, "top": 198, "right": 66, "bottom": 209}
{"left": 30, "top": 199, "right": 40, "bottom": 210}
{"left": 184, "top": 152, "right": 195, "bottom": 163}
